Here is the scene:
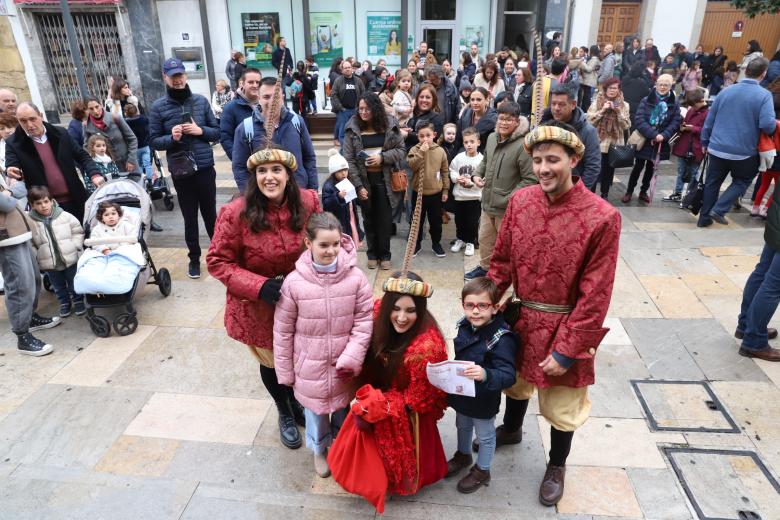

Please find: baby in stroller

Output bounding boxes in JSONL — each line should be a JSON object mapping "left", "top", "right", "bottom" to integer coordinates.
{"left": 90, "top": 202, "right": 136, "bottom": 255}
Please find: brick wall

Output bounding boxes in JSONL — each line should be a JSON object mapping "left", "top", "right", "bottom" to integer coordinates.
{"left": 0, "top": 16, "right": 31, "bottom": 102}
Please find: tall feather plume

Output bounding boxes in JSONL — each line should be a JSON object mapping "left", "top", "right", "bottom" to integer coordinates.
{"left": 533, "top": 29, "right": 544, "bottom": 128}
{"left": 263, "top": 47, "right": 287, "bottom": 150}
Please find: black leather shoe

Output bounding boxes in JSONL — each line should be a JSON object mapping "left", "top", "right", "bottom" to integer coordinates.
{"left": 277, "top": 405, "right": 302, "bottom": 449}
{"left": 150, "top": 221, "right": 163, "bottom": 232}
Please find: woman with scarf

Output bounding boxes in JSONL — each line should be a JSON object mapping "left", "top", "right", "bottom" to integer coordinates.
{"left": 327, "top": 271, "right": 448, "bottom": 513}
{"left": 207, "top": 147, "right": 320, "bottom": 450}
{"left": 587, "top": 78, "right": 631, "bottom": 199}
{"left": 621, "top": 74, "right": 681, "bottom": 204}
{"left": 83, "top": 96, "right": 138, "bottom": 173}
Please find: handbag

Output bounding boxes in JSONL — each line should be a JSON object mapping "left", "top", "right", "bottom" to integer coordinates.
{"left": 627, "top": 129, "right": 647, "bottom": 151}
{"left": 607, "top": 131, "right": 636, "bottom": 168}
{"left": 390, "top": 163, "right": 408, "bottom": 193}
{"left": 167, "top": 146, "right": 198, "bottom": 181}
{"left": 681, "top": 155, "right": 709, "bottom": 215}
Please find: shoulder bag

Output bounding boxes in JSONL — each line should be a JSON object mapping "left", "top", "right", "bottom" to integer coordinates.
{"left": 681, "top": 155, "right": 709, "bottom": 215}
{"left": 167, "top": 138, "right": 198, "bottom": 181}
{"left": 390, "top": 162, "right": 408, "bottom": 193}
{"left": 627, "top": 129, "right": 647, "bottom": 151}
{"left": 607, "top": 130, "right": 636, "bottom": 169}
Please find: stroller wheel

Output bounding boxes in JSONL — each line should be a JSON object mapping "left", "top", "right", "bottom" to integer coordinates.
{"left": 163, "top": 195, "right": 175, "bottom": 211}
{"left": 157, "top": 268, "right": 172, "bottom": 297}
{"left": 89, "top": 315, "right": 111, "bottom": 337}
{"left": 114, "top": 313, "right": 138, "bottom": 336}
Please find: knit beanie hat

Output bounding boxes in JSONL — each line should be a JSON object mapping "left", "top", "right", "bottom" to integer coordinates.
{"left": 328, "top": 148, "right": 349, "bottom": 174}
{"left": 459, "top": 79, "right": 473, "bottom": 93}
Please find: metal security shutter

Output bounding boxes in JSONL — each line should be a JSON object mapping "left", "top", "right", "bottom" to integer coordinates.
{"left": 35, "top": 11, "right": 126, "bottom": 113}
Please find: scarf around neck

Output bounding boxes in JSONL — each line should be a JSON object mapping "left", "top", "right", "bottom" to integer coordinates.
{"left": 649, "top": 91, "right": 670, "bottom": 127}
{"left": 595, "top": 92, "right": 624, "bottom": 141}
{"left": 90, "top": 114, "right": 107, "bottom": 132}
{"left": 167, "top": 84, "right": 192, "bottom": 104}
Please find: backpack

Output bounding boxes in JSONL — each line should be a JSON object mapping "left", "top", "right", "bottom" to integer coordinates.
{"left": 242, "top": 112, "right": 303, "bottom": 149}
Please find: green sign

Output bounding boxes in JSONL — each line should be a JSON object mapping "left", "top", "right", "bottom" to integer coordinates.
{"left": 309, "top": 12, "right": 343, "bottom": 69}
{"left": 241, "top": 12, "right": 279, "bottom": 68}
{"left": 366, "top": 12, "right": 401, "bottom": 67}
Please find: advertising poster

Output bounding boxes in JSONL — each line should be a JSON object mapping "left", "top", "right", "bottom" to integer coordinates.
{"left": 460, "top": 25, "right": 484, "bottom": 53}
{"left": 309, "top": 12, "right": 343, "bottom": 69}
{"left": 241, "top": 12, "right": 279, "bottom": 68}
{"left": 366, "top": 12, "right": 402, "bottom": 66}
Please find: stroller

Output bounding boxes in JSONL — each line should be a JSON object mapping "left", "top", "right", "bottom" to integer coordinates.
{"left": 80, "top": 175, "right": 172, "bottom": 337}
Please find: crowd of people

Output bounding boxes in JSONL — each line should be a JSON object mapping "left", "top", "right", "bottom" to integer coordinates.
{"left": 0, "top": 31, "right": 779, "bottom": 512}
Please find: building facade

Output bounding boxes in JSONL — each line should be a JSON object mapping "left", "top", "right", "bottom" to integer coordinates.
{"left": 2, "top": 0, "right": 778, "bottom": 119}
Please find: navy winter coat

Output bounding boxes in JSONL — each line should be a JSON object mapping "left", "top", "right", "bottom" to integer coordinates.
{"left": 322, "top": 178, "right": 364, "bottom": 241}
{"left": 439, "top": 77, "right": 462, "bottom": 125}
{"left": 447, "top": 314, "right": 517, "bottom": 419}
{"left": 219, "top": 94, "right": 255, "bottom": 159}
{"left": 232, "top": 108, "right": 318, "bottom": 192}
{"left": 149, "top": 87, "right": 220, "bottom": 169}
{"left": 634, "top": 90, "right": 681, "bottom": 162}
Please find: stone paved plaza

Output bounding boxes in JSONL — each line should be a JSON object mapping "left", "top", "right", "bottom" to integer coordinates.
{"left": 2, "top": 143, "right": 780, "bottom": 519}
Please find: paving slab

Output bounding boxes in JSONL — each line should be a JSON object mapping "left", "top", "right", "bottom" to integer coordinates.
{"left": 626, "top": 467, "right": 692, "bottom": 520}
{"left": 607, "top": 259, "right": 663, "bottom": 319}
{"left": 538, "top": 417, "right": 685, "bottom": 469}
{"left": 0, "top": 384, "right": 150, "bottom": 469}
{"left": 134, "top": 278, "right": 226, "bottom": 328}
{"left": 94, "top": 435, "right": 180, "bottom": 477}
{"left": 589, "top": 345, "right": 649, "bottom": 419}
{"left": 638, "top": 275, "right": 712, "bottom": 319}
{"left": 601, "top": 318, "right": 631, "bottom": 345}
{"left": 623, "top": 319, "right": 705, "bottom": 380}
{"left": 556, "top": 466, "right": 643, "bottom": 518}
{"left": 621, "top": 248, "right": 720, "bottom": 277}
{"left": 106, "top": 326, "right": 265, "bottom": 399}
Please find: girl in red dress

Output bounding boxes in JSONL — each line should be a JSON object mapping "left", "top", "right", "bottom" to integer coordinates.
{"left": 328, "top": 271, "right": 448, "bottom": 512}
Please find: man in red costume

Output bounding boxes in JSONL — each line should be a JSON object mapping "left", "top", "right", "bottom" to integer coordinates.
{"left": 489, "top": 121, "right": 621, "bottom": 506}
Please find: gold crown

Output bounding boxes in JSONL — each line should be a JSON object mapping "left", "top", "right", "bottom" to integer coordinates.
{"left": 382, "top": 277, "right": 434, "bottom": 298}
{"left": 247, "top": 148, "right": 298, "bottom": 172}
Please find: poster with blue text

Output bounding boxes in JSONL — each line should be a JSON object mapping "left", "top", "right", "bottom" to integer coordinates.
{"left": 367, "top": 12, "right": 401, "bottom": 67}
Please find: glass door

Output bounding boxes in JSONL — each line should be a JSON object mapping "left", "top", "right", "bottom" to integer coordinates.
{"left": 422, "top": 27, "right": 454, "bottom": 64}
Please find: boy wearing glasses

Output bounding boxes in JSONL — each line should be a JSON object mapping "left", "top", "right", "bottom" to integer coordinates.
{"left": 445, "top": 277, "right": 517, "bottom": 494}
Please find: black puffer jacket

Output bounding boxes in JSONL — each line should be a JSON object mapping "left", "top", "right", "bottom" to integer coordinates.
{"left": 149, "top": 85, "right": 220, "bottom": 169}
{"left": 447, "top": 314, "right": 518, "bottom": 419}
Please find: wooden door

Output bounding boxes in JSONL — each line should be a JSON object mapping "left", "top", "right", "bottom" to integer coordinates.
{"left": 699, "top": 2, "right": 780, "bottom": 64}
{"left": 597, "top": 2, "right": 641, "bottom": 48}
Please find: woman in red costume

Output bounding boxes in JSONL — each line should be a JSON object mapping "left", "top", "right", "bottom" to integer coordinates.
{"left": 328, "top": 271, "right": 448, "bottom": 512}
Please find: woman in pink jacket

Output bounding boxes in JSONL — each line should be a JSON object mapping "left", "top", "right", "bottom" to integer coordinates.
{"left": 273, "top": 212, "right": 373, "bottom": 478}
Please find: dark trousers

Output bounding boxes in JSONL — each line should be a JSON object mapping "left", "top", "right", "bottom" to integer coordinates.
{"left": 698, "top": 154, "right": 759, "bottom": 224}
{"left": 362, "top": 173, "right": 393, "bottom": 261}
{"left": 594, "top": 153, "right": 616, "bottom": 196}
{"left": 738, "top": 244, "right": 780, "bottom": 351}
{"left": 625, "top": 158, "right": 654, "bottom": 195}
{"left": 412, "top": 191, "right": 443, "bottom": 246}
{"left": 59, "top": 200, "right": 84, "bottom": 226}
{"left": 454, "top": 199, "right": 481, "bottom": 244}
{"left": 45, "top": 264, "right": 80, "bottom": 306}
{"left": 172, "top": 166, "right": 217, "bottom": 261}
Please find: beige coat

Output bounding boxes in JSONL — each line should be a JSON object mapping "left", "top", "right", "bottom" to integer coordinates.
{"left": 30, "top": 206, "right": 84, "bottom": 271}
{"left": 407, "top": 142, "right": 450, "bottom": 196}
{"left": 586, "top": 96, "right": 631, "bottom": 153}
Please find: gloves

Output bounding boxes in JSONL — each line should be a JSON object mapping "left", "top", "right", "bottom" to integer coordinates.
{"left": 259, "top": 278, "right": 283, "bottom": 305}
{"left": 336, "top": 367, "right": 354, "bottom": 381}
{"left": 353, "top": 414, "right": 373, "bottom": 432}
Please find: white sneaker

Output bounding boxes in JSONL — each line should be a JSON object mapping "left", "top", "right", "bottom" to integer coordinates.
{"left": 464, "top": 243, "right": 475, "bottom": 256}
{"left": 451, "top": 239, "right": 465, "bottom": 253}
{"left": 314, "top": 452, "right": 331, "bottom": 478}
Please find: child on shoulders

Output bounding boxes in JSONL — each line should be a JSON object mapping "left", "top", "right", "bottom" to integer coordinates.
{"left": 446, "top": 277, "right": 517, "bottom": 493}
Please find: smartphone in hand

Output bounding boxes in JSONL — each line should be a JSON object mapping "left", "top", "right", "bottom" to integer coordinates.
{"left": 180, "top": 111, "right": 193, "bottom": 124}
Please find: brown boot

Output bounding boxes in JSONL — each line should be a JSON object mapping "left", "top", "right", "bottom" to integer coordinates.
{"left": 446, "top": 451, "right": 473, "bottom": 478}
{"left": 739, "top": 346, "right": 780, "bottom": 362}
{"left": 457, "top": 464, "right": 491, "bottom": 493}
{"left": 539, "top": 463, "right": 566, "bottom": 506}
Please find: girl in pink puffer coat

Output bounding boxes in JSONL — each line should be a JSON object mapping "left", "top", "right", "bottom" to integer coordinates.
{"left": 273, "top": 212, "right": 373, "bottom": 478}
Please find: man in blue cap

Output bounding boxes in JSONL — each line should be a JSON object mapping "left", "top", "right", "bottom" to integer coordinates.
{"left": 149, "top": 58, "right": 220, "bottom": 279}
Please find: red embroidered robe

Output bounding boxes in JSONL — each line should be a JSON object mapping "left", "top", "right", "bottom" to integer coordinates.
{"left": 489, "top": 179, "right": 621, "bottom": 388}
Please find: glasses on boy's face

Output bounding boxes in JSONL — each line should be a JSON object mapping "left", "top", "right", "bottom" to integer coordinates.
{"left": 463, "top": 302, "right": 492, "bottom": 311}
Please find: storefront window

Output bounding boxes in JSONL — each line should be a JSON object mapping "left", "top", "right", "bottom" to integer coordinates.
{"left": 505, "top": 0, "right": 535, "bottom": 10}
{"left": 421, "top": 0, "right": 456, "bottom": 20}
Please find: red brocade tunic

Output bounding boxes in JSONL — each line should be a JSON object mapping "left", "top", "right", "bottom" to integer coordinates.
{"left": 489, "top": 179, "right": 621, "bottom": 388}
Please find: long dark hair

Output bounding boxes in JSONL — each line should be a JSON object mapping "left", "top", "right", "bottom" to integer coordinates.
{"left": 241, "top": 158, "right": 305, "bottom": 233}
{"left": 363, "top": 271, "right": 440, "bottom": 391}
{"left": 481, "top": 61, "right": 500, "bottom": 87}
{"left": 356, "top": 92, "right": 388, "bottom": 133}
{"left": 746, "top": 40, "right": 762, "bottom": 55}
{"left": 111, "top": 78, "right": 129, "bottom": 101}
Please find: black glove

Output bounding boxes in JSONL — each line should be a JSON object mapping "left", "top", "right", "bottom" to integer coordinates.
{"left": 259, "top": 278, "right": 283, "bottom": 305}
